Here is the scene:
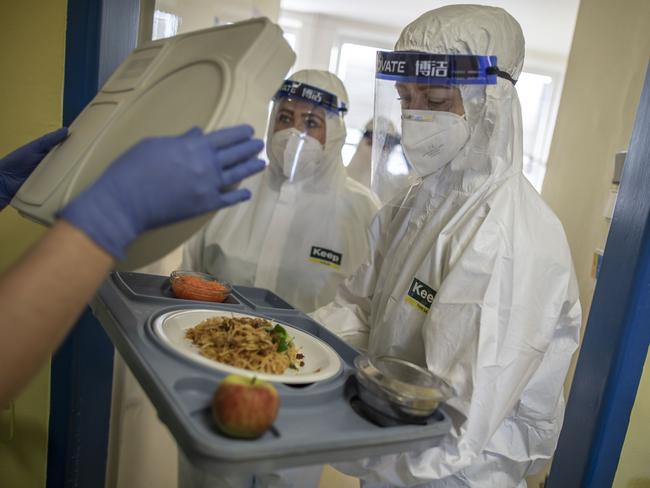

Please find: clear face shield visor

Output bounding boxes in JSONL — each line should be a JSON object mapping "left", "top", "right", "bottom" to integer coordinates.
{"left": 372, "top": 52, "right": 498, "bottom": 205}
{"left": 267, "top": 80, "right": 347, "bottom": 182}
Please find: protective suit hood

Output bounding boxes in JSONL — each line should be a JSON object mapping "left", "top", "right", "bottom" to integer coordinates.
{"left": 395, "top": 5, "right": 525, "bottom": 189}
{"left": 396, "top": 5, "right": 524, "bottom": 81}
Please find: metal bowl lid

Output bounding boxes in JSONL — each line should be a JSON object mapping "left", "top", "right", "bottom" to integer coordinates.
{"left": 354, "top": 355, "right": 451, "bottom": 403}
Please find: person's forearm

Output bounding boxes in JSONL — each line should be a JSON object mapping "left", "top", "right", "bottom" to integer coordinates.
{"left": 0, "top": 221, "right": 115, "bottom": 405}
{"left": 0, "top": 125, "right": 264, "bottom": 406}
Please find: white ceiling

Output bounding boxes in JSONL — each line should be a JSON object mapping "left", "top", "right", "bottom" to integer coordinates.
{"left": 281, "top": 0, "right": 580, "bottom": 61}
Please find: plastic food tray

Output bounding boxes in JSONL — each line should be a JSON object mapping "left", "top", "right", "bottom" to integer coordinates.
{"left": 90, "top": 272, "right": 451, "bottom": 475}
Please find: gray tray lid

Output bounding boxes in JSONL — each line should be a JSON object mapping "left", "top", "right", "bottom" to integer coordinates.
{"left": 12, "top": 18, "right": 295, "bottom": 270}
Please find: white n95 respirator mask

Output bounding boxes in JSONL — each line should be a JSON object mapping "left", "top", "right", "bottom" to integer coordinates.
{"left": 269, "top": 128, "right": 324, "bottom": 181}
{"left": 401, "top": 110, "right": 470, "bottom": 177}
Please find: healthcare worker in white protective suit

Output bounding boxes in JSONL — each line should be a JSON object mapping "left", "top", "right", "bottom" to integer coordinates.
{"left": 181, "top": 70, "right": 380, "bottom": 314}
{"left": 312, "top": 5, "right": 581, "bottom": 487}
{"left": 177, "top": 71, "right": 378, "bottom": 488}
{"left": 346, "top": 119, "right": 401, "bottom": 190}
{"left": 345, "top": 119, "right": 373, "bottom": 187}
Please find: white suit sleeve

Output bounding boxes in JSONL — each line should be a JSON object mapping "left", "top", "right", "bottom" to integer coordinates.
{"left": 310, "top": 209, "right": 387, "bottom": 352}
{"left": 180, "top": 226, "right": 206, "bottom": 271}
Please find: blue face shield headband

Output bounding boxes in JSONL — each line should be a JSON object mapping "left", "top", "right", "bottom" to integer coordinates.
{"left": 274, "top": 80, "right": 348, "bottom": 115}
{"left": 375, "top": 52, "right": 512, "bottom": 85}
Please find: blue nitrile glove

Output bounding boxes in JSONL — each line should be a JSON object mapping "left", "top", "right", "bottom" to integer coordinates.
{"left": 0, "top": 127, "right": 69, "bottom": 208}
{"left": 59, "top": 125, "right": 265, "bottom": 259}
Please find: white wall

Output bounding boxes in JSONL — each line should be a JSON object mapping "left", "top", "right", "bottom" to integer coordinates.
{"left": 156, "top": 0, "right": 281, "bottom": 32}
{"left": 280, "top": 11, "right": 400, "bottom": 73}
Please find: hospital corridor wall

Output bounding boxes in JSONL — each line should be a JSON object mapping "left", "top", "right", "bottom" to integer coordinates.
{"left": 0, "top": 0, "right": 138, "bottom": 487}
{"left": 0, "top": 2, "right": 67, "bottom": 487}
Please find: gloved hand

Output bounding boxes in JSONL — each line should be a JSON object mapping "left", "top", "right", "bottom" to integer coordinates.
{"left": 59, "top": 125, "right": 265, "bottom": 260}
{"left": 0, "top": 127, "right": 69, "bottom": 207}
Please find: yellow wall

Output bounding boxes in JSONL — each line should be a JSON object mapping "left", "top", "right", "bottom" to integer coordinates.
{"left": 540, "top": 0, "right": 650, "bottom": 483}
{"left": 614, "top": 348, "right": 650, "bottom": 487}
{"left": 0, "top": 1, "right": 67, "bottom": 487}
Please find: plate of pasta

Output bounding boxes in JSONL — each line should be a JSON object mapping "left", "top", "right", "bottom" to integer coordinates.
{"left": 152, "top": 309, "right": 342, "bottom": 384}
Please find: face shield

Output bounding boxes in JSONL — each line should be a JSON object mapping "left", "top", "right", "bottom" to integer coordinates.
{"left": 267, "top": 80, "right": 347, "bottom": 182}
{"left": 372, "top": 51, "right": 497, "bottom": 204}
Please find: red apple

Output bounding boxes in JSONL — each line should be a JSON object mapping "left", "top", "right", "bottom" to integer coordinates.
{"left": 212, "top": 375, "right": 280, "bottom": 439}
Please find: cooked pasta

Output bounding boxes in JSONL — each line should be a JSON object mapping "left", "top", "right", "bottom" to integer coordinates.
{"left": 185, "top": 316, "right": 304, "bottom": 374}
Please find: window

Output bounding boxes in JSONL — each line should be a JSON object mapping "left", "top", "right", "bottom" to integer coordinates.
{"left": 333, "top": 42, "right": 383, "bottom": 166}
{"left": 278, "top": 15, "right": 301, "bottom": 64}
{"left": 152, "top": 10, "right": 180, "bottom": 41}
{"left": 333, "top": 41, "right": 407, "bottom": 176}
{"left": 283, "top": 32, "right": 297, "bottom": 51}
{"left": 336, "top": 43, "right": 380, "bottom": 132}
{"left": 516, "top": 71, "right": 556, "bottom": 192}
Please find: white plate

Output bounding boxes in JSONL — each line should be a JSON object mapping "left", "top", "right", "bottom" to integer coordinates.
{"left": 152, "top": 309, "right": 342, "bottom": 384}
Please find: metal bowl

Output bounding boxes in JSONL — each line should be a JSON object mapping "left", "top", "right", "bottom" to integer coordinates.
{"left": 354, "top": 355, "right": 451, "bottom": 420}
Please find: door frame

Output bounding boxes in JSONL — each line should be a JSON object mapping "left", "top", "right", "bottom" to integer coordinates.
{"left": 548, "top": 62, "right": 650, "bottom": 487}
{"left": 46, "top": 1, "right": 141, "bottom": 487}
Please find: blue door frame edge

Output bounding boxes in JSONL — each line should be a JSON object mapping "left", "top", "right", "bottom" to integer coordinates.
{"left": 46, "top": 1, "right": 140, "bottom": 487}
{"left": 548, "top": 62, "right": 650, "bottom": 487}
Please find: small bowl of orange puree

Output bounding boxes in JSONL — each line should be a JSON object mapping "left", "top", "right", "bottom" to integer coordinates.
{"left": 170, "top": 270, "right": 231, "bottom": 303}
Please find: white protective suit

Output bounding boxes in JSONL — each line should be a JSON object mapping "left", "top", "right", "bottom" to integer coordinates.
{"left": 106, "top": 251, "right": 184, "bottom": 488}
{"left": 182, "top": 70, "right": 379, "bottom": 314}
{"left": 312, "top": 6, "right": 581, "bottom": 487}
{"left": 346, "top": 119, "right": 373, "bottom": 188}
{"left": 347, "top": 119, "right": 403, "bottom": 197}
